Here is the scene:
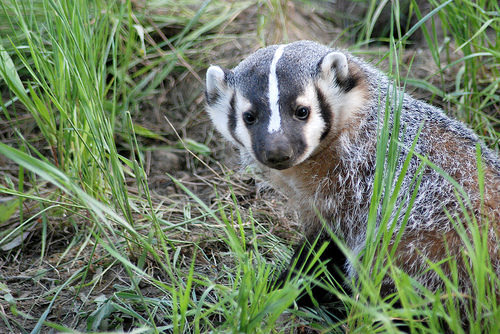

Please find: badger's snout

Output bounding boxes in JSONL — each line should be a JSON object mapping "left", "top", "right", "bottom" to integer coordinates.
{"left": 259, "top": 135, "right": 294, "bottom": 170}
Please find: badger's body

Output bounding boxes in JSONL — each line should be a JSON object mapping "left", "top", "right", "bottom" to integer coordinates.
{"left": 205, "top": 41, "right": 500, "bottom": 299}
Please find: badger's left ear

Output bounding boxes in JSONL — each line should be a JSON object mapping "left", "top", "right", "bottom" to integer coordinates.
{"left": 319, "top": 52, "right": 349, "bottom": 82}
{"left": 206, "top": 65, "right": 231, "bottom": 105}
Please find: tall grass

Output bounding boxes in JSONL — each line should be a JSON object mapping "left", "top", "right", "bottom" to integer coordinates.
{"left": 418, "top": 0, "right": 499, "bottom": 147}
{"left": 361, "top": 0, "right": 499, "bottom": 149}
{"left": 0, "top": 0, "right": 266, "bottom": 332}
{"left": 0, "top": 0, "right": 498, "bottom": 333}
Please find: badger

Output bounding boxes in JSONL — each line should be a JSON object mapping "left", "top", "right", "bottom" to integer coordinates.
{"left": 204, "top": 40, "right": 500, "bottom": 305}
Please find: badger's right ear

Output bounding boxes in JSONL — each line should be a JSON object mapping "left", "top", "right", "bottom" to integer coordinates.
{"left": 206, "top": 65, "right": 231, "bottom": 105}
{"left": 319, "top": 52, "right": 349, "bottom": 82}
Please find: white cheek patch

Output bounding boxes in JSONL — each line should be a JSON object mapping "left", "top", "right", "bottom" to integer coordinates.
{"left": 268, "top": 45, "right": 286, "bottom": 133}
{"left": 206, "top": 91, "right": 235, "bottom": 145}
{"left": 337, "top": 87, "right": 366, "bottom": 125}
{"left": 295, "top": 83, "right": 326, "bottom": 164}
{"left": 233, "top": 93, "right": 253, "bottom": 152}
{"left": 316, "top": 70, "right": 362, "bottom": 128}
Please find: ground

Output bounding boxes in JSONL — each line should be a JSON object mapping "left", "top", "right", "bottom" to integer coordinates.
{"left": 0, "top": 0, "right": 498, "bottom": 332}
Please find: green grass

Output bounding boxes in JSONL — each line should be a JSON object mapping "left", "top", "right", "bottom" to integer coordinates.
{"left": 0, "top": 0, "right": 499, "bottom": 333}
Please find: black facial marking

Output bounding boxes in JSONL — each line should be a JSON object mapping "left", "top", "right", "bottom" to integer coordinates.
{"left": 237, "top": 66, "right": 272, "bottom": 115}
{"left": 247, "top": 63, "right": 309, "bottom": 169}
{"left": 335, "top": 75, "right": 358, "bottom": 93}
{"left": 228, "top": 93, "right": 243, "bottom": 146}
{"left": 316, "top": 85, "right": 332, "bottom": 141}
{"left": 287, "top": 126, "right": 307, "bottom": 161}
{"left": 277, "top": 70, "right": 306, "bottom": 114}
{"left": 205, "top": 89, "right": 220, "bottom": 106}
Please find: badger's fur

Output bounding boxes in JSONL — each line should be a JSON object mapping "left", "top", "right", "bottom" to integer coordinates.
{"left": 205, "top": 41, "right": 500, "bottom": 302}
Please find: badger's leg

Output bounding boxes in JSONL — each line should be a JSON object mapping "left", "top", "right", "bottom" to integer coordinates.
{"left": 276, "top": 232, "right": 350, "bottom": 314}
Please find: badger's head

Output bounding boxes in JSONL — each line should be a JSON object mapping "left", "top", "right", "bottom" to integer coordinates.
{"left": 205, "top": 41, "right": 365, "bottom": 170}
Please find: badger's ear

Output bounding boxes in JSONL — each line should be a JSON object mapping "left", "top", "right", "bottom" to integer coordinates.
{"left": 206, "top": 65, "right": 231, "bottom": 105}
{"left": 319, "top": 52, "right": 348, "bottom": 82}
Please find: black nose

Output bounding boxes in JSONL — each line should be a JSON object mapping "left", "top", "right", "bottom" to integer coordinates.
{"left": 266, "top": 149, "right": 291, "bottom": 164}
{"left": 262, "top": 136, "right": 293, "bottom": 168}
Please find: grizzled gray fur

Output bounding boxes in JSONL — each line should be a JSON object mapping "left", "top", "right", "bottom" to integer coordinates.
{"left": 205, "top": 40, "right": 500, "bottom": 301}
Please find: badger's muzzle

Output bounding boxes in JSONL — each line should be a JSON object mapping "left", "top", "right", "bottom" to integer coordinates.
{"left": 259, "top": 134, "right": 294, "bottom": 170}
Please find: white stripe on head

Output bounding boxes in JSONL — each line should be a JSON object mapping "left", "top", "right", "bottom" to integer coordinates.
{"left": 268, "top": 45, "right": 286, "bottom": 133}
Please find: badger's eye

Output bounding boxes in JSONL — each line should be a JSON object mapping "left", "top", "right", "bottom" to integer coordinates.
{"left": 295, "top": 106, "right": 310, "bottom": 120}
{"left": 243, "top": 111, "right": 256, "bottom": 125}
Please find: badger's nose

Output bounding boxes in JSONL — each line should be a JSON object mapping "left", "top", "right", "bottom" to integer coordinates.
{"left": 266, "top": 148, "right": 292, "bottom": 164}
{"left": 263, "top": 136, "right": 293, "bottom": 168}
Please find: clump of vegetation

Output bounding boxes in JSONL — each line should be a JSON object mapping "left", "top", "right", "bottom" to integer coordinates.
{"left": 0, "top": 0, "right": 498, "bottom": 333}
